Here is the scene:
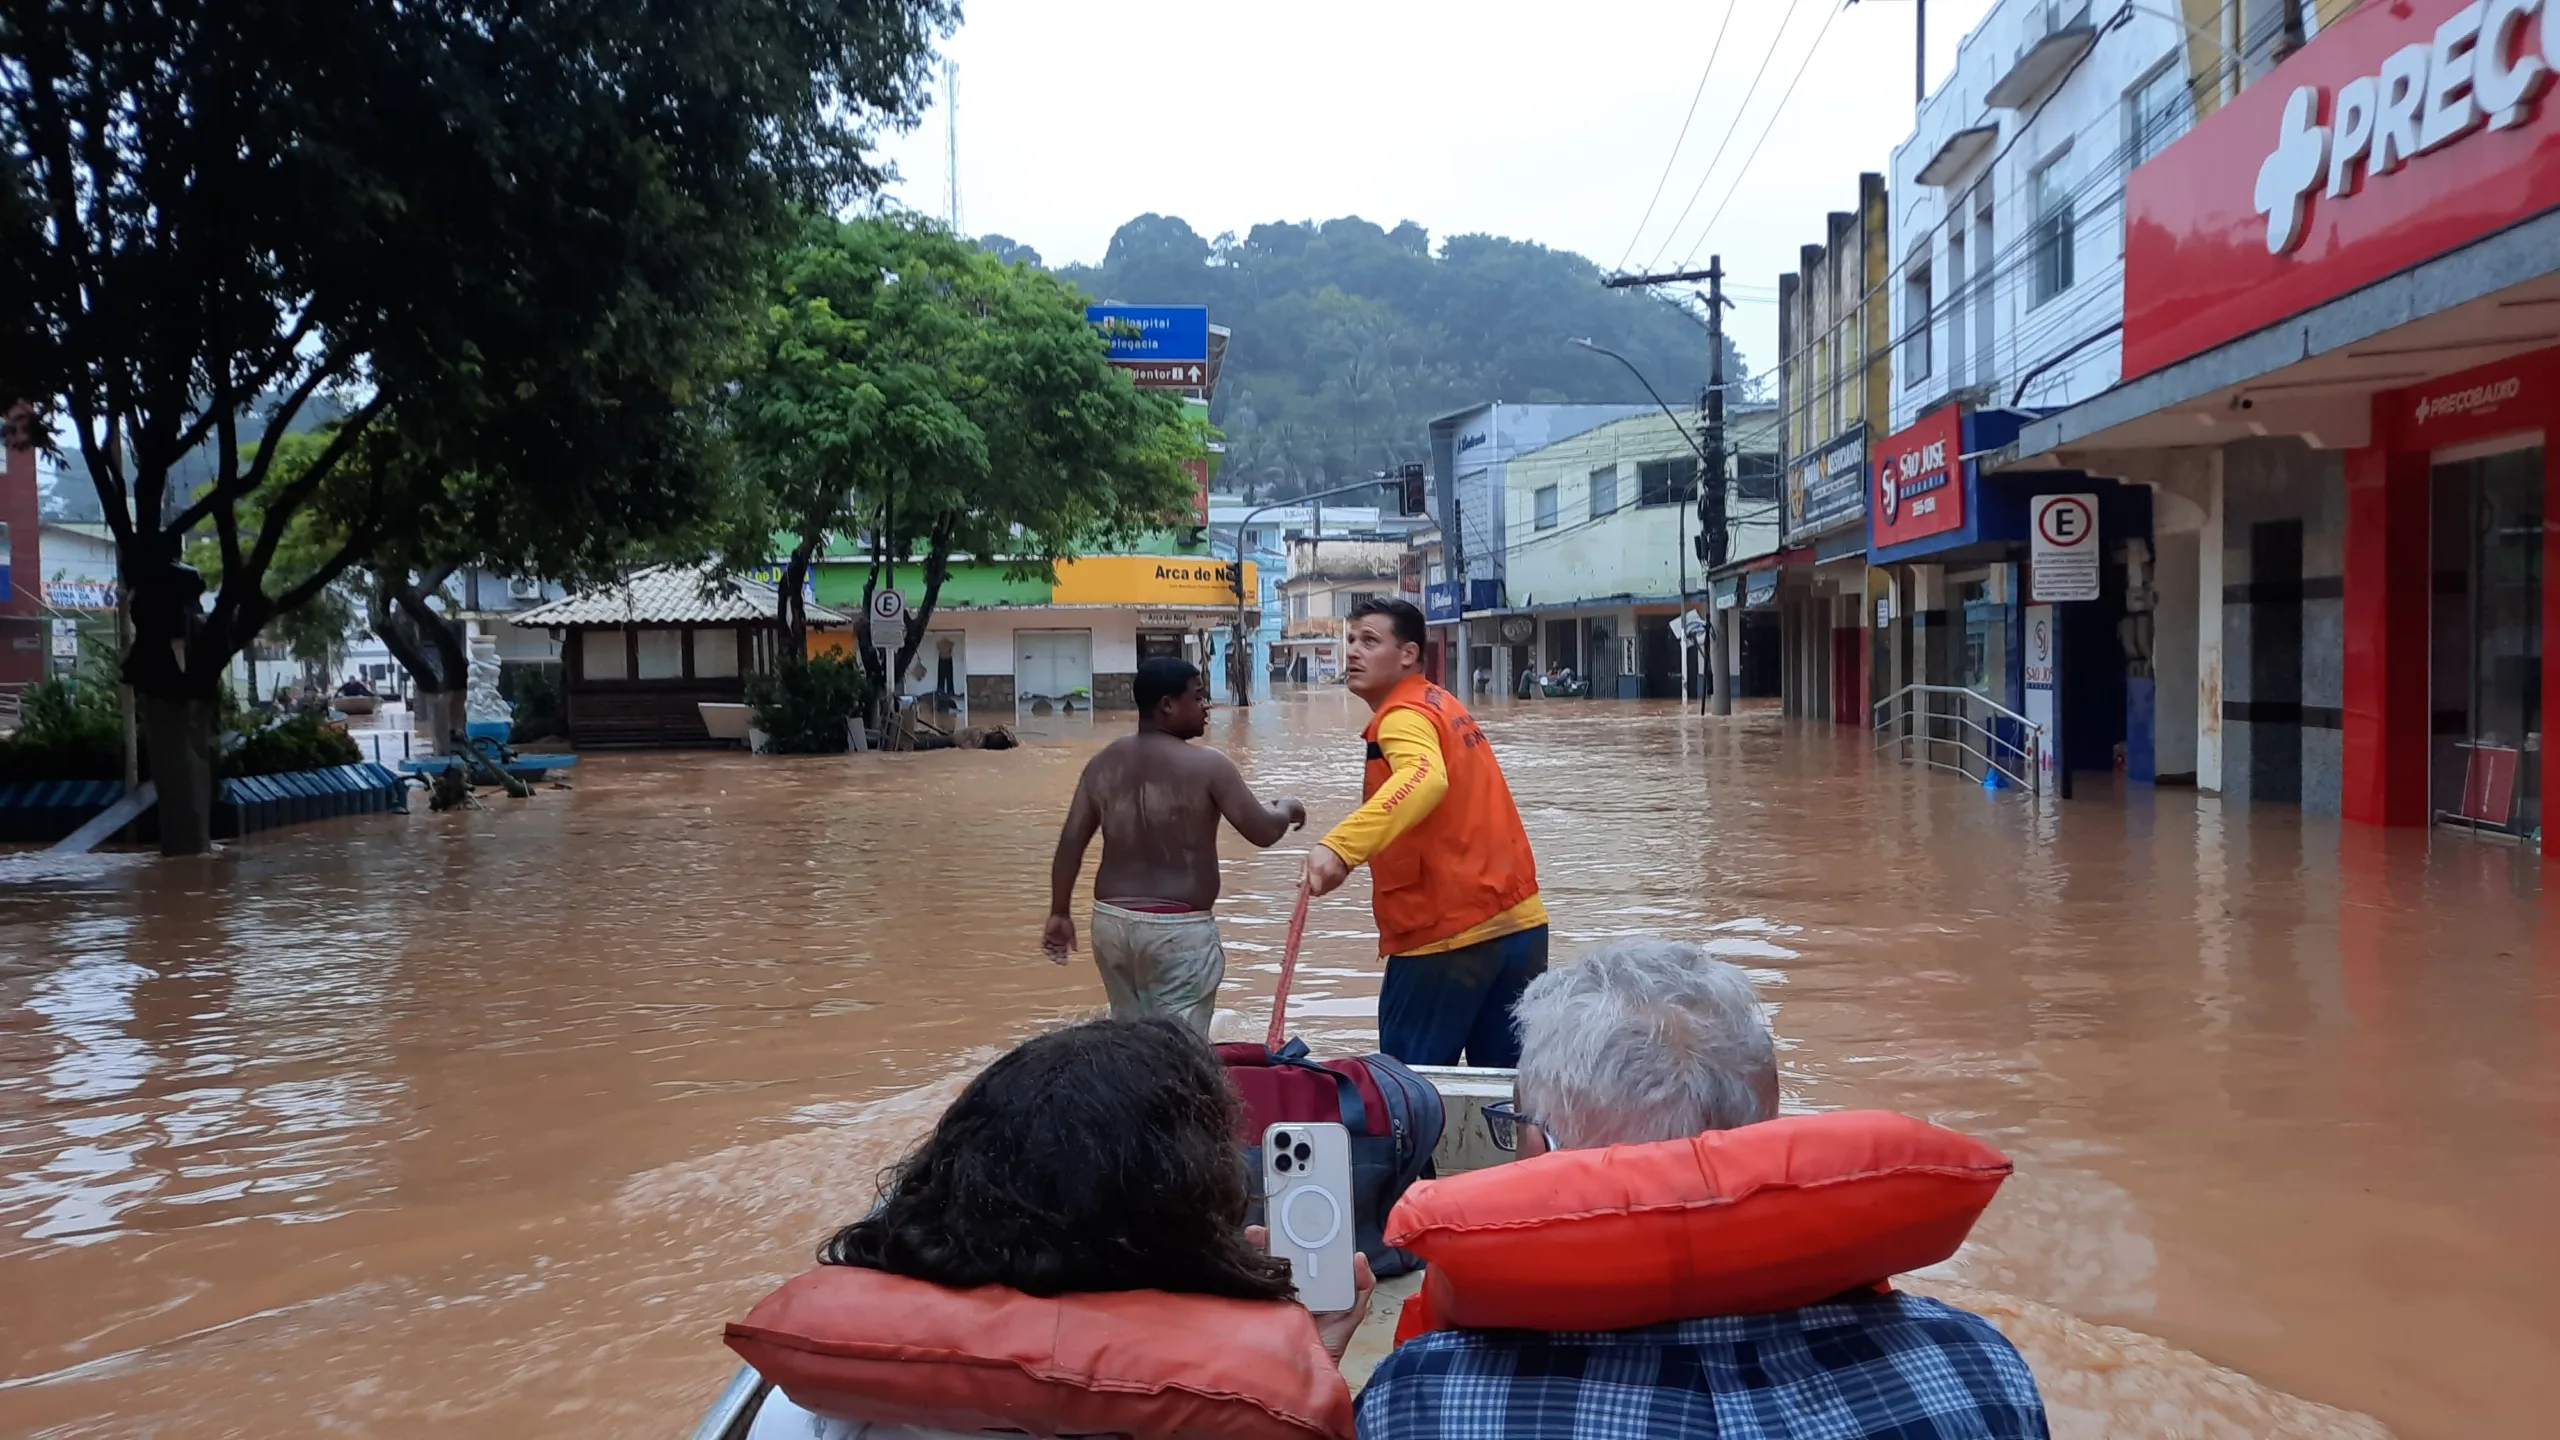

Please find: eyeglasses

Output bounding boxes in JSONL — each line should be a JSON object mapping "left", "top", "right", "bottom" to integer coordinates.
{"left": 1482, "top": 1100, "right": 1550, "bottom": 1154}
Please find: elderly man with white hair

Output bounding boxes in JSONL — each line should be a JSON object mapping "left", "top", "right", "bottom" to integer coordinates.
{"left": 1357, "top": 939, "right": 2048, "bottom": 1440}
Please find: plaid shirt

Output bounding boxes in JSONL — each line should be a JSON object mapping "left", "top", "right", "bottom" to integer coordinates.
{"left": 1357, "top": 1291, "right": 2048, "bottom": 1440}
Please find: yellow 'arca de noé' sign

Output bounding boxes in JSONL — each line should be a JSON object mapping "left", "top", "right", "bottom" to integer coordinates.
{"left": 1049, "top": 555, "right": 1257, "bottom": 607}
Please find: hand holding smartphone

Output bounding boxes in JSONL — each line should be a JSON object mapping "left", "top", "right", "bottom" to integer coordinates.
{"left": 1261, "top": 1121, "right": 1359, "bottom": 1314}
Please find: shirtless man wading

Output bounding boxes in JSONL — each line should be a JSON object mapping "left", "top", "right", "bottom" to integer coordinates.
{"left": 1043, "top": 657, "right": 1307, "bottom": 1035}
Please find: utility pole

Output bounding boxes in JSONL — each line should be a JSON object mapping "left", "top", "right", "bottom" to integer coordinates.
{"left": 1700, "top": 256, "right": 1733, "bottom": 716}
{"left": 943, "top": 61, "right": 961, "bottom": 233}
{"left": 1607, "top": 260, "right": 1730, "bottom": 707}
{"left": 1848, "top": 0, "right": 1928, "bottom": 108}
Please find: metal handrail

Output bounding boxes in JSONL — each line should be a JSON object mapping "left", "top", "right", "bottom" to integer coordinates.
{"left": 1871, "top": 682, "right": 2039, "bottom": 733}
{"left": 1871, "top": 682, "right": 2044, "bottom": 795}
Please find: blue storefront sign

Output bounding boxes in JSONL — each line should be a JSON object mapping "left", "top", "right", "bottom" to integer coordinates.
{"left": 1788, "top": 424, "right": 1868, "bottom": 535}
{"left": 1745, "top": 569, "right": 1778, "bottom": 607}
{"left": 1086, "top": 304, "right": 1210, "bottom": 363}
{"left": 1424, "top": 580, "right": 1462, "bottom": 624}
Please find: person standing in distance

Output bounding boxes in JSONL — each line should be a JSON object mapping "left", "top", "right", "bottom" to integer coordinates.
{"left": 1045, "top": 657, "right": 1307, "bottom": 1035}
{"left": 1302, "top": 598, "right": 1547, "bottom": 1067}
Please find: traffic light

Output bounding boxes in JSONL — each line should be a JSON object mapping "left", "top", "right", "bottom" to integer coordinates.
{"left": 1396, "top": 462, "right": 1428, "bottom": 518}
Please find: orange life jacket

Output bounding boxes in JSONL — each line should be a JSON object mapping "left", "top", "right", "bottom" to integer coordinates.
{"left": 1385, "top": 1110, "right": 2013, "bottom": 1342}
{"left": 1361, "top": 675, "right": 1541, "bottom": 956}
{"left": 727, "top": 1266, "right": 1354, "bottom": 1440}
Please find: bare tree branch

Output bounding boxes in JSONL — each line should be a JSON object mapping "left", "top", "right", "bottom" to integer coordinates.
{"left": 236, "top": 393, "right": 387, "bottom": 592}
{"left": 168, "top": 344, "right": 357, "bottom": 535}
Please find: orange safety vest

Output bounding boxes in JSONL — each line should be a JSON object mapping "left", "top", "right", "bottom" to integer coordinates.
{"left": 1360, "top": 674, "right": 1541, "bottom": 956}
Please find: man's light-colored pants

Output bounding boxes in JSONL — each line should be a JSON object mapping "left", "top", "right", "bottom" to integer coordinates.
{"left": 1091, "top": 903, "right": 1227, "bottom": 1037}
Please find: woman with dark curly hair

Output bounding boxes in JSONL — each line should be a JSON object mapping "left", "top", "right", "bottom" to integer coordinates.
{"left": 819, "top": 1016, "right": 1299, "bottom": 1299}
{"left": 741, "top": 1018, "right": 1371, "bottom": 1440}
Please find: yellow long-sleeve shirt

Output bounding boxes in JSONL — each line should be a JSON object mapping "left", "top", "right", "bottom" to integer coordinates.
{"left": 1319, "top": 708, "right": 1547, "bottom": 956}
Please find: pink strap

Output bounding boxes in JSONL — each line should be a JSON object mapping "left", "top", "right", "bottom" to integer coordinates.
{"left": 1266, "top": 879, "right": 1313, "bottom": 1053}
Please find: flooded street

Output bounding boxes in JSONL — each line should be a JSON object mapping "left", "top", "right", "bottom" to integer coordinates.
{"left": 1, "top": 692, "right": 2553, "bottom": 1439}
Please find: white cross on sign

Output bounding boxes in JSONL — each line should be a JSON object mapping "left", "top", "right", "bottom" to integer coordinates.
{"left": 869, "top": 588, "right": 906, "bottom": 649}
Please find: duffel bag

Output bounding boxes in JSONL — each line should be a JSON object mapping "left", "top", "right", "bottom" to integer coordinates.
{"left": 1218, "top": 883, "right": 1443, "bottom": 1278}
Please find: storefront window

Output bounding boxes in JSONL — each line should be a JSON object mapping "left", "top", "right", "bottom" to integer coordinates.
{"left": 635, "top": 628, "right": 684, "bottom": 680}
{"left": 2430, "top": 448, "right": 2544, "bottom": 837}
{"left": 1959, "top": 577, "right": 2015, "bottom": 711}
{"left": 693, "top": 628, "right": 741, "bottom": 679}
{"left": 582, "top": 628, "right": 628, "bottom": 681}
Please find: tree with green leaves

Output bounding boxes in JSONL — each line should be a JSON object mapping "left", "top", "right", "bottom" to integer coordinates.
{"left": 2, "top": 0, "right": 954, "bottom": 853}
{"left": 728, "top": 214, "right": 1200, "bottom": 705}
{"left": 1048, "top": 214, "right": 1746, "bottom": 501}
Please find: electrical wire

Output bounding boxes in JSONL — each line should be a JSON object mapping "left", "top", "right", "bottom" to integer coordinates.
{"left": 1756, "top": 1, "right": 2249, "bottom": 436}
{"left": 1639, "top": 0, "right": 1817, "bottom": 276}
{"left": 1616, "top": 0, "right": 1745, "bottom": 273}
{"left": 1670, "top": 0, "right": 1848, "bottom": 272}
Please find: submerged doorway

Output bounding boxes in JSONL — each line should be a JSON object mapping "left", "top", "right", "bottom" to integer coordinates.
{"left": 2429, "top": 446, "right": 2544, "bottom": 840}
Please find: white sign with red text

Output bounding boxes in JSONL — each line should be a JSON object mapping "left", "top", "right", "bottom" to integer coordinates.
{"left": 2030, "top": 494, "right": 2101, "bottom": 603}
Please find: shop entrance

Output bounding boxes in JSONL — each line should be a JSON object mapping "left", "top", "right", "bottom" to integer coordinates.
{"left": 2429, "top": 446, "right": 2544, "bottom": 839}
{"left": 1639, "top": 617, "right": 1679, "bottom": 699}
{"left": 1737, "top": 611, "right": 1782, "bottom": 697}
{"left": 1586, "top": 619, "right": 1623, "bottom": 697}
{"left": 1015, "top": 629, "right": 1094, "bottom": 717}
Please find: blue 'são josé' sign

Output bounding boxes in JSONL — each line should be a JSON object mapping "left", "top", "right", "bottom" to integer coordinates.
{"left": 1087, "top": 304, "right": 1209, "bottom": 364}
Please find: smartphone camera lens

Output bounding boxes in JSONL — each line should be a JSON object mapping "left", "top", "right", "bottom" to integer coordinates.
{"left": 1274, "top": 1151, "right": 1294, "bottom": 1172}
{"left": 1293, "top": 1142, "right": 1312, "bottom": 1163}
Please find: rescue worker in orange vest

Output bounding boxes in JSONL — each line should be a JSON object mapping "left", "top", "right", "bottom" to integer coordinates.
{"left": 1302, "top": 597, "right": 1548, "bottom": 1067}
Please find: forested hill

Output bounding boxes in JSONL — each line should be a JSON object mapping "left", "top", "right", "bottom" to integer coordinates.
{"left": 979, "top": 215, "right": 1745, "bottom": 503}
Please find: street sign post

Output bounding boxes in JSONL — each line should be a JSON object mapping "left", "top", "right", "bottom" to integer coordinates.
{"left": 1090, "top": 305, "right": 1210, "bottom": 389}
{"left": 2030, "top": 494, "right": 2100, "bottom": 602}
{"left": 1086, "top": 304, "right": 1209, "bottom": 363}
{"left": 1116, "top": 360, "right": 1209, "bottom": 389}
{"left": 869, "top": 588, "right": 906, "bottom": 650}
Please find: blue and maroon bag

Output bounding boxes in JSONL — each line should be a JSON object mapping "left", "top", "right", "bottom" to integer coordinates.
{"left": 1218, "top": 885, "right": 1444, "bottom": 1278}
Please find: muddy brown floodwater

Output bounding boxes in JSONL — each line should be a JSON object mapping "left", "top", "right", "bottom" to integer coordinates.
{"left": 1, "top": 692, "right": 2554, "bottom": 1438}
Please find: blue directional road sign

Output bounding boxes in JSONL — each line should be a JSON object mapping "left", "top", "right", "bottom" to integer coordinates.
{"left": 1087, "top": 304, "right": 1209, "bottom": 364}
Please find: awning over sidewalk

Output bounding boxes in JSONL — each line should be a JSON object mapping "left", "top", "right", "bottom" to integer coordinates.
{"left": 2003, "top": 209, "right": 2560, "bottom": 469}
{"left": 2004, "top": 0, "right": 2560, "bottom": 470}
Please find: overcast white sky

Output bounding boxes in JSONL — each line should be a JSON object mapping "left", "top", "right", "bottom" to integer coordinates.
{"left": 872, "top": 0, "right": 1998, "bottom": 378}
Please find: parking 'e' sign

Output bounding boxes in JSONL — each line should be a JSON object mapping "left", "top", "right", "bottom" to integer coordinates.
{"left": 870, "top": 588, "right": 906, "bottom": 647}
{"left": 2030, "top": 494, "right": 2100, "bottom": 603}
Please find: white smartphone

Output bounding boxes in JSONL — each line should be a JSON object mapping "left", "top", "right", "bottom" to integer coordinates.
{"left": 1262, "top": 1121, "right": 1358, "bottom": 1313}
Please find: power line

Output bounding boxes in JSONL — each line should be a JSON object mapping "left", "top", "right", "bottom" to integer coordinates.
{"left": 1616, "top": 0, "right": 1744, "bottom": 273}
{"left": 1757, "top": 2, "right": 2226, "bottom": 408}
{"left": 1672, "top": 0, "right": 1847, "bottom": 270}
{"left": 1638, "top": 0, "right": 1816, "bottom": 277}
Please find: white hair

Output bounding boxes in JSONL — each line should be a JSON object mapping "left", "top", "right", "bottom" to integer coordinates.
{"left": 1512, "top": 939, "right": 1778, "bottom": 1149}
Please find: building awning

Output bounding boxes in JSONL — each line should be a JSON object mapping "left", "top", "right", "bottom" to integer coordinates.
{"left": 1985, "top": 21, "right": 2095, "bottom": 110}
{"left": 2000, "top": 209, "right": 2560, "bottom": 470}
{"left": 1916, "top": 125, "right": 1998, "bottom": 187}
